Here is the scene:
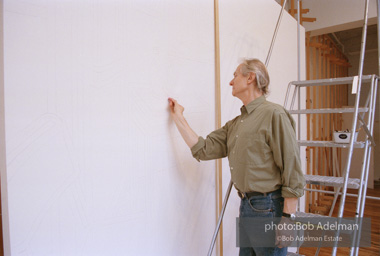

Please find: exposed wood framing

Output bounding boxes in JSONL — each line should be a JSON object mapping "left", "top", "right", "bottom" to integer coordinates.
{"left": 305, "top": 34, "right": 349, "bottom": 215}
{"left": 282, "top": 0, "right": 316, "bottom": 25}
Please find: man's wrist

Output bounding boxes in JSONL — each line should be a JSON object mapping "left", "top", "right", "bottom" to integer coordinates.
{"left": 282, "top": 212, "right": 296, "bottom": 220}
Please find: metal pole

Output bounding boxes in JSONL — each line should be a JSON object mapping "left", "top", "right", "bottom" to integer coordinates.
{"left": 297, "top": 0, "right": 301, "bottom": 81}
{"left": 350, "top": 76, "right": 377, "bottom": 256}
{"left": 353, "top": 77, "right": 378, "bottom": 256}
{"left": 207, "top": 180, "right": 233, "bottom": 256}
{"left": 297, "top": 0, "right": 301, "bottom": 141}
{"left": 332, "top": 0, "right": 370, "bottom": 255}
{"left": 266, "top": 0, "right": 288, "bottom": 66}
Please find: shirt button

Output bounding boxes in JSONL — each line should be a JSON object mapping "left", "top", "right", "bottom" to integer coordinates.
{"left": 233, "top": 151, "right": 235, "bottom": 154}
{"left": 230, "top": 167, "right": 234, "bottom": 170}
{"left": 241, "top": 120, "right": 244, "bottom": 122}
{"left": 236, "top": 135, "right": 238, "bottom": 138}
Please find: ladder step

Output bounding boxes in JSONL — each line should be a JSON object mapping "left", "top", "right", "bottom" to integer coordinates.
{"left": 298, "top": 140, "right": 365, "bottom": 148}
{"left": 287, "top": 253, "right": 305, "bottom": 256}
{"left": 305, "top": 175, "right": 361, "bottom": 189}
{"left": 290, "top": 75, "right": 375, "bottom": 87}
{"left": 288, "top": 107, "right": 368, "bottom": 114}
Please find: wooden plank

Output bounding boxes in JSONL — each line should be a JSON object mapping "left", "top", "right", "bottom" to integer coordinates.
{"left": 299, "top": 0, "right": 303, "bottom": 25}
{"left": 306, "top": 32, "right": 311, "bottom": 212}
{"left": 326, "top": 37, "right": 331, "bottom": 178}
{"left": 294, "top": 8, "right": 311, "bottom": 14}
{"left": 213, "top": 0, "right": 223, "bottom": 255}
{"left": 301, "top": 17, "right": 317, "bottom": 23}
{"left": 312, "top": 36, "right": 317, "bottom": 211}
{"left": 319, "top": 35, "right": 325, "bottom": 178}
{"left": 290, "top": 0, "right": 295, "bottom": 17}
{"left": 0, "top": 1, "right": 8, "bottom": 254}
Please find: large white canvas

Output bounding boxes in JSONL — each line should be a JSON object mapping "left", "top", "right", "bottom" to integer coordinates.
{"left": 3, "top": 0, "right": 216, "bottom": 255}
{"left": 219, "top": 0, "right": 305, "bottom": 254}
{"left": 2, "top": 0, "right": 306, "bottom": 255}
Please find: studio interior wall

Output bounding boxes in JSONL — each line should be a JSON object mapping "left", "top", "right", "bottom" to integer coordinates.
{"left": 2, "top": 0, "right": 304, "bottom": 255}
{"left": 3, "top": 1, "right": 216, "bottom": 255}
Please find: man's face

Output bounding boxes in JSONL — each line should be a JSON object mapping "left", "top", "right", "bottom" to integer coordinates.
{"left": 229, "top": 64, "right": 250, "bottom": 98}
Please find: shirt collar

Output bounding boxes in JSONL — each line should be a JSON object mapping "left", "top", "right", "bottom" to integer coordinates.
{"left": 240, "top": 96, "right": 266, "bottom": 115}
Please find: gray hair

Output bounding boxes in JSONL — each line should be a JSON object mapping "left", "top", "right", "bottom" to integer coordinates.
{"left": 240, "top": 58, "right": 270, "bottom": 95}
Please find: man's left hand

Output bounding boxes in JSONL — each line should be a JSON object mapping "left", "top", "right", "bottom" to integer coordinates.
{"left": 275, "top": 217, "right": 296, "bottom": 248}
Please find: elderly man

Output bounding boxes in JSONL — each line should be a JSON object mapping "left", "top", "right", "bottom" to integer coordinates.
{"left": 168, "top": 58, "right": 305, "bottom": 256}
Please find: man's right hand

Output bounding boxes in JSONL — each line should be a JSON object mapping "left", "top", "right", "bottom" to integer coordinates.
{"left": 168, "top": 98, "right": 184, "bottom": 118}
{"left": 167, "top": 97, "right": 199, "bottom": 149}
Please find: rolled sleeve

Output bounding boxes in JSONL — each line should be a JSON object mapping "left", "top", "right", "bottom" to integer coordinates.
{"left": 269, "top": 110, "right": 305, "bottom": 198}
{"left": 190, "top": 121, "right": 231, "bottom": 162}
{"left": 191, "top": 137, "right": 206, "bottom": 162}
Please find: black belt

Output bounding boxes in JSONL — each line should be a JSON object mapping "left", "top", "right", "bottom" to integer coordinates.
{"left": 237, "top": 189, "right": 280, "bottom": 199}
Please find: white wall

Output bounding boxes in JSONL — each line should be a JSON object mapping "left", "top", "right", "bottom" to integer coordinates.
{"left": 3, "top": 1, "right": 217, "bottom": 255}
{"left": 2, "top": 0, "right": 304, "bottom": 255}
{"left": 302, "top": 0, "right": 378, "bottom": 36}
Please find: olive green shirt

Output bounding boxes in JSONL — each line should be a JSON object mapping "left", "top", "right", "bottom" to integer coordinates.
{"left": 191, "top": 96, "right": 305, "bottom": 198}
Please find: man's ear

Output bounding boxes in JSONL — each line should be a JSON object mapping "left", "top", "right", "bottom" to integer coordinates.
{"left": 248, "top": 72, "right": 256, "bottom": 84}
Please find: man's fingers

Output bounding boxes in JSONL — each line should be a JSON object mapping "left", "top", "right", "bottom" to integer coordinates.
{"left": 168, "top": 98, "right": 174, "bottom": 108}
{"left": 275, "top": 239, "right": 284, "bottom": 248}
{"left": 168, "top": 97, "right": 178, "bottom": 107}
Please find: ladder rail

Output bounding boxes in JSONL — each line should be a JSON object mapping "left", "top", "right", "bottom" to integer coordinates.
{"left": 335, "top": 0, "right": 369, "bottom": 220}
{"left": 333, "top": 0, "right": 370, "bottom": 255}
{"left": 284, "top": 82, "right": 291, "bottom": 108}
{"left": 357, "top": 76, "right": 376, "bottom": 145}
{"left": 354, "top": 76, "right": 375, "bottom": 219}
{"left": 353, "top": 77, "right": 378, "bottom": 256}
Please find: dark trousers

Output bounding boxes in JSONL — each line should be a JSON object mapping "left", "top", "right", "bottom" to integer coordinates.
{"left": 239, "top": 189, "right": 287, "bottom": 256}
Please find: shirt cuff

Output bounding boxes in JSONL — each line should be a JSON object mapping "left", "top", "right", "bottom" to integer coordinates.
{"left": 281, "top": 186, "right": 304, "bottom": 198}
{"left": 190, "top": 136, "right": 205, "bottom": 162}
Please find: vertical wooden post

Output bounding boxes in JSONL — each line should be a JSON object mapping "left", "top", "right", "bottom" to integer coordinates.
{"left": 312, "top": 36, "right": 317, "bottom": 212}
{"left": 0, "top": 0, "right": 8, "bottom": 254}
{"left": 290, "top": 0, "right": 295, "bottom": 17}
{"left": 305, "top": 32, "right": 311, "bottom": 213}
{"left": 299, "top": 0, "right": 303, "bottom": 25}
{"left": 214, "top": 0, "right": 223, "bottom": 255}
